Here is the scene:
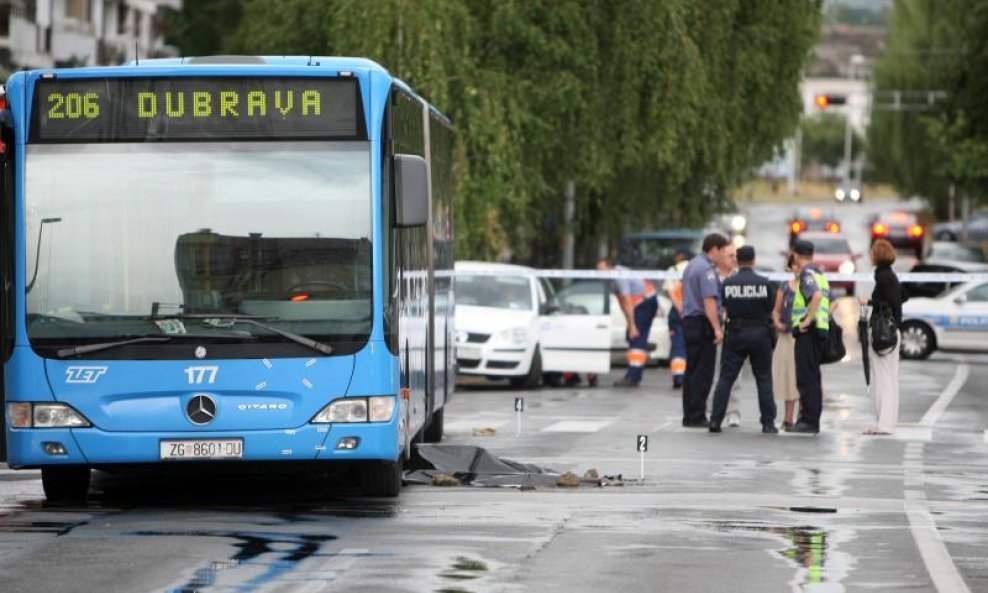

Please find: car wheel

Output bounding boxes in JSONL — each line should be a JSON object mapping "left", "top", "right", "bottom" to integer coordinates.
{"left": 510, "top": 347, "right": 542, "bottom": 389}
{"left": 935, "top": 231, "right": 957, "bottom": 242}
{"left": 899, "top": 321, "right": 935, "bottom": 360}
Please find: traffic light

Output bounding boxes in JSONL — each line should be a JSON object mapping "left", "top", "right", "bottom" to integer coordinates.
{"left": 814, "top": 94, "right": 847, "bottom": 110}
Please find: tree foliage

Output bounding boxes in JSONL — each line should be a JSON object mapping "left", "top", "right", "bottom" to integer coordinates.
{"left": 869, "top": 0, "right": 988, "bottom": 210}
{"left": 167, "top": 1, "right": 820, "bottom": 264}
{"left": 801, "top": 112, "right": 865, "bottom": 171}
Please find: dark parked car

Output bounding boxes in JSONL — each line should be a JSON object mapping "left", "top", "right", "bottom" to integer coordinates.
{"left": 933, "top": 211, "right": 988, "bottom": 242}
{"left": 870, "top": 211, "right": 924, "bottom": 258}
{"left": 618, "top": 229, "right": 704, "bottom": 270}
{"left": 906, "top": 261, "right": 988, "bottom": 299}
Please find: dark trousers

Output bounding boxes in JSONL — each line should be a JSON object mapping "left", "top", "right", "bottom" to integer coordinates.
{"left": 710, "top": 328, "right": 777, "bottom": 427}
{"left": 623, "top": 296, "right": 659, "bottom": 382}
{"left": 795, "top": 331, "right": 823, "bottom": 428}
{"left": 683, "top": 316, "right": 716, "bottom": 424}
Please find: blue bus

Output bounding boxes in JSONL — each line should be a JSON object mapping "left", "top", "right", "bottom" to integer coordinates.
{"left": 0, "top": 56, "right": 454, "bottom": 499}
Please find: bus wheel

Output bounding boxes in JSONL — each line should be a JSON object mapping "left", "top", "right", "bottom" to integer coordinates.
{"left": 41, "top": 466, "right": 91, "bottom": 501}
{"left": 423, "top": 407, "right": 444, "bottom": 443}
{"left": 359, "top": 458, "right": 403, "bottom": 497}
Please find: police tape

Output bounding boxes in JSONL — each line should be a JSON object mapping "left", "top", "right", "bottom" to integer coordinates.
{"left": 449, "top": 267, "right": 988, "bottom": 284}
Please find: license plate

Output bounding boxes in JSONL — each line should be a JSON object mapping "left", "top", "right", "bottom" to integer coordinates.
{"left": 457, "top": 346, "right": 481, "bottom": 361}
{"left": 160, "top": 439, "right": 243, "bottom": 461}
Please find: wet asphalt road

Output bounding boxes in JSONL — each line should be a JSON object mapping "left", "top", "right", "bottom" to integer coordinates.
{"left": 1, "top": 348, "right": 986, "bottom": 592}
{"left": 1, "top": 198, "right": 986, "bottom": 593}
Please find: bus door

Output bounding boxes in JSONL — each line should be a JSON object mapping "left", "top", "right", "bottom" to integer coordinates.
{"left": 539, "top": 279, "right": 612, "bottom": 374}
{"left": 0, "top": 111, "right": 12, "bottom": 462}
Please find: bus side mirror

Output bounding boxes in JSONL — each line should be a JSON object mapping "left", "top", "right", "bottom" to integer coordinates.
{"left": 395, "top": 154, "right": 428, "bottom": 227}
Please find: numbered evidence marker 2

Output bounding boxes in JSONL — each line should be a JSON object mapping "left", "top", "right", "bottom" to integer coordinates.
{"left": 637, "top": 434, "right": 648, "bottom": 480}
{"left": 515, "top": 397, "right": 524, "bottom": 435}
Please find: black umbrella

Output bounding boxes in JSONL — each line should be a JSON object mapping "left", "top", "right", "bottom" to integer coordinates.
{"left": 858, "top": 303, "right": 870, "bottom": 386}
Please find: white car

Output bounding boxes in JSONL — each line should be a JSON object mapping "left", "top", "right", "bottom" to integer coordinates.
{"left": 552, "top": 281, "right": 671, "bottom": 365}
{"left": 900, "top": 281, "right": 988, "bottom": 359}
{"left": 454, "top": 262, "right": 612, "bottom": 387}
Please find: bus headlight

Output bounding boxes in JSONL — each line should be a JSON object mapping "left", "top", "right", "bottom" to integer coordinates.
{"left": 7, "top": 403, "right": 91, "bottom": 428}
{"left": 312, "top": 396, "right": 395, "bottom": 424}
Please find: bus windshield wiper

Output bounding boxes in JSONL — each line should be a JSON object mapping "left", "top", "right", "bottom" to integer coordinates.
{"left": 57, "top": 336, "right": 172, "bottom": 358}
{"left": 166, "top": 314, "right": 334, "bottom": 355}
{"left": 55, "top": 330, "right": 257, "bottom": 358}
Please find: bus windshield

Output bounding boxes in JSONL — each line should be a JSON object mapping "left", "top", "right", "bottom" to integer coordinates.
{"left": 25, "top": 141, "right": 371, "bottom": 352}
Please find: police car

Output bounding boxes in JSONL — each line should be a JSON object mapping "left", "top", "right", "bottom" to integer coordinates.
{"left": 899, "top": 281, "right": 988, "bottom": 359}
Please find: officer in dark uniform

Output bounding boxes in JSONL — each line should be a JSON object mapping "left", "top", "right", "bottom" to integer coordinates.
{"left": 709, "top": 245, "right": 778, "bottom": 434}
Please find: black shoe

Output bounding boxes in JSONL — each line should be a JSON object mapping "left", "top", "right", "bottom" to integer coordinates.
{"left": 762, "top": 424, "right": 779, "bottom": 434}
{"left": 613, "top": 378, "right": 640, "bottom": 388}
{"left": 709, "top": 423, "right": 722, "bottom": 433}
{"left": 672, "top": 377, "right": 683, "bottom": 389}
{"left": 682, "top": 418, "right": 709, "bottom": 428}
{"left": 782, "top": 421, "right": 792, "bottom": 432}
{"left": 789, "top": 422, "right": 819, "bottom": 434}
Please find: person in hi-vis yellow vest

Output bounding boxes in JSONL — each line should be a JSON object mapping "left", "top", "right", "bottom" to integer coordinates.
{"left": 789, "top": 239, "right": 830, "bottom": 434}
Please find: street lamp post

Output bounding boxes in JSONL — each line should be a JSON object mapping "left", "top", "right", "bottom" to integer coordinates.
{"left": 842, "top": 54, "right": 867, "bottom": 187}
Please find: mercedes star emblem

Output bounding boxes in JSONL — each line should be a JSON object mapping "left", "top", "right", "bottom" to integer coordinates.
{"left": 195, "top": 346, "right": 207, "bottom": 359}
{"left": 186, "top": 394, "right": 217, "bottom": 426}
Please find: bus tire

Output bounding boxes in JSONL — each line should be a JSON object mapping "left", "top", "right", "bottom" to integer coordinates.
{"left": 510, "top": 347, "right": 542, "bottom": 389}
{"left": 423, "top": 407, "right": 444, "bottom": 443}
{"left": 41, "top": 466, "right": 90, "bottom": 501}
{"left": 359, "top": 458, "right": 403, "bottom": 497}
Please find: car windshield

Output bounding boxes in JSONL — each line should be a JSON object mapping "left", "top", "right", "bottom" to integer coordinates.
{"left": 879, "top": 212, "right": 917, "bottom": 225}
{"left": 928, "top": 243, "right": 986, "bottom": 262}
{"left": 456, "top": 274, "right": 533, "bottom": 311}
{"left": 25, "top": 142, "right": 372, "bottom": 350}
{"left": 810, "top": 237, "right": 850, "bottom": 254}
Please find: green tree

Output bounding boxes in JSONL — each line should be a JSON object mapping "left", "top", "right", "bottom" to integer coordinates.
{"left": 165, "top": 0, "right": 246, "bottom": 57}
{"left": 869, "top": 0, "right": 988, "bottom": 211}
{"left": 207, "top": 0, "right": 819, "bottom": 263}
{"left": 800, "top": 112, "right": 865, "bottom": 171}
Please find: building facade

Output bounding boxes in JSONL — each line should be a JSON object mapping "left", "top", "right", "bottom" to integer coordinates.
{"left": 0, "top": 0, "right": 182, "bottom": 72}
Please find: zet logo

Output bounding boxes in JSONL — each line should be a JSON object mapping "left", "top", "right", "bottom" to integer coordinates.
{"left": 65, "top": 366, "right": 108, "bottom": 384}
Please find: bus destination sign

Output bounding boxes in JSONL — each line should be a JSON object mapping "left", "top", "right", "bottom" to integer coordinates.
{"left": 30, "top": 77, "right": 366, "bottom": 142}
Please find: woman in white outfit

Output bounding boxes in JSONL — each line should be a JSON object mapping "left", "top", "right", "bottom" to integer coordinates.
{"left": 772, "top": 254, "right": 800, "bottom": 430}
{"left": 861, "top": 239, "right": 905, "bottom": 435}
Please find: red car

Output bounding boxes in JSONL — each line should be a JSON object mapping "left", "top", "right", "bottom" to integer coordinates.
{"left": 800, "top": 231, "right": 859, "bottom": 297}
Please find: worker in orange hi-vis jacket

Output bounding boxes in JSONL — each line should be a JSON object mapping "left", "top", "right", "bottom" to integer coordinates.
{"left": 663, "top": 247, "right": 692, "bottom": 389}
{"left": 597, "top": 257, "right": 659, "bottom": 388}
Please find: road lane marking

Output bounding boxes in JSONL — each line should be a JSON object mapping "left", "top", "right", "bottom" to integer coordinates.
{"left": 919, "top": 363, "right": 969, "bottom": 427}
{"left": 903, "top": 364, "right": 972, "bottom": 593}
{"left": 541, "top": 420, "right": 612, "bottom": 433}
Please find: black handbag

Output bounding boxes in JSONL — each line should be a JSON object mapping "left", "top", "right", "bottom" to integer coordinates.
{"left": 871, "top": 302, "right": 898, "bottom": 355}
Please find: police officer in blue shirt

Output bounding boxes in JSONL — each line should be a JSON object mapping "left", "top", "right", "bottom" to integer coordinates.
{"left": 709, "top": 246, "right": 777, "bottom": 433}
{"left": 680, "top": 233, "right": 730, "bottom": 427}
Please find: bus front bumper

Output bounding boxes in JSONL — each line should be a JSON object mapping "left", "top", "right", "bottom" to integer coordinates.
{"left": 6, "top": 422, "right": 401, "bottom": 469}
